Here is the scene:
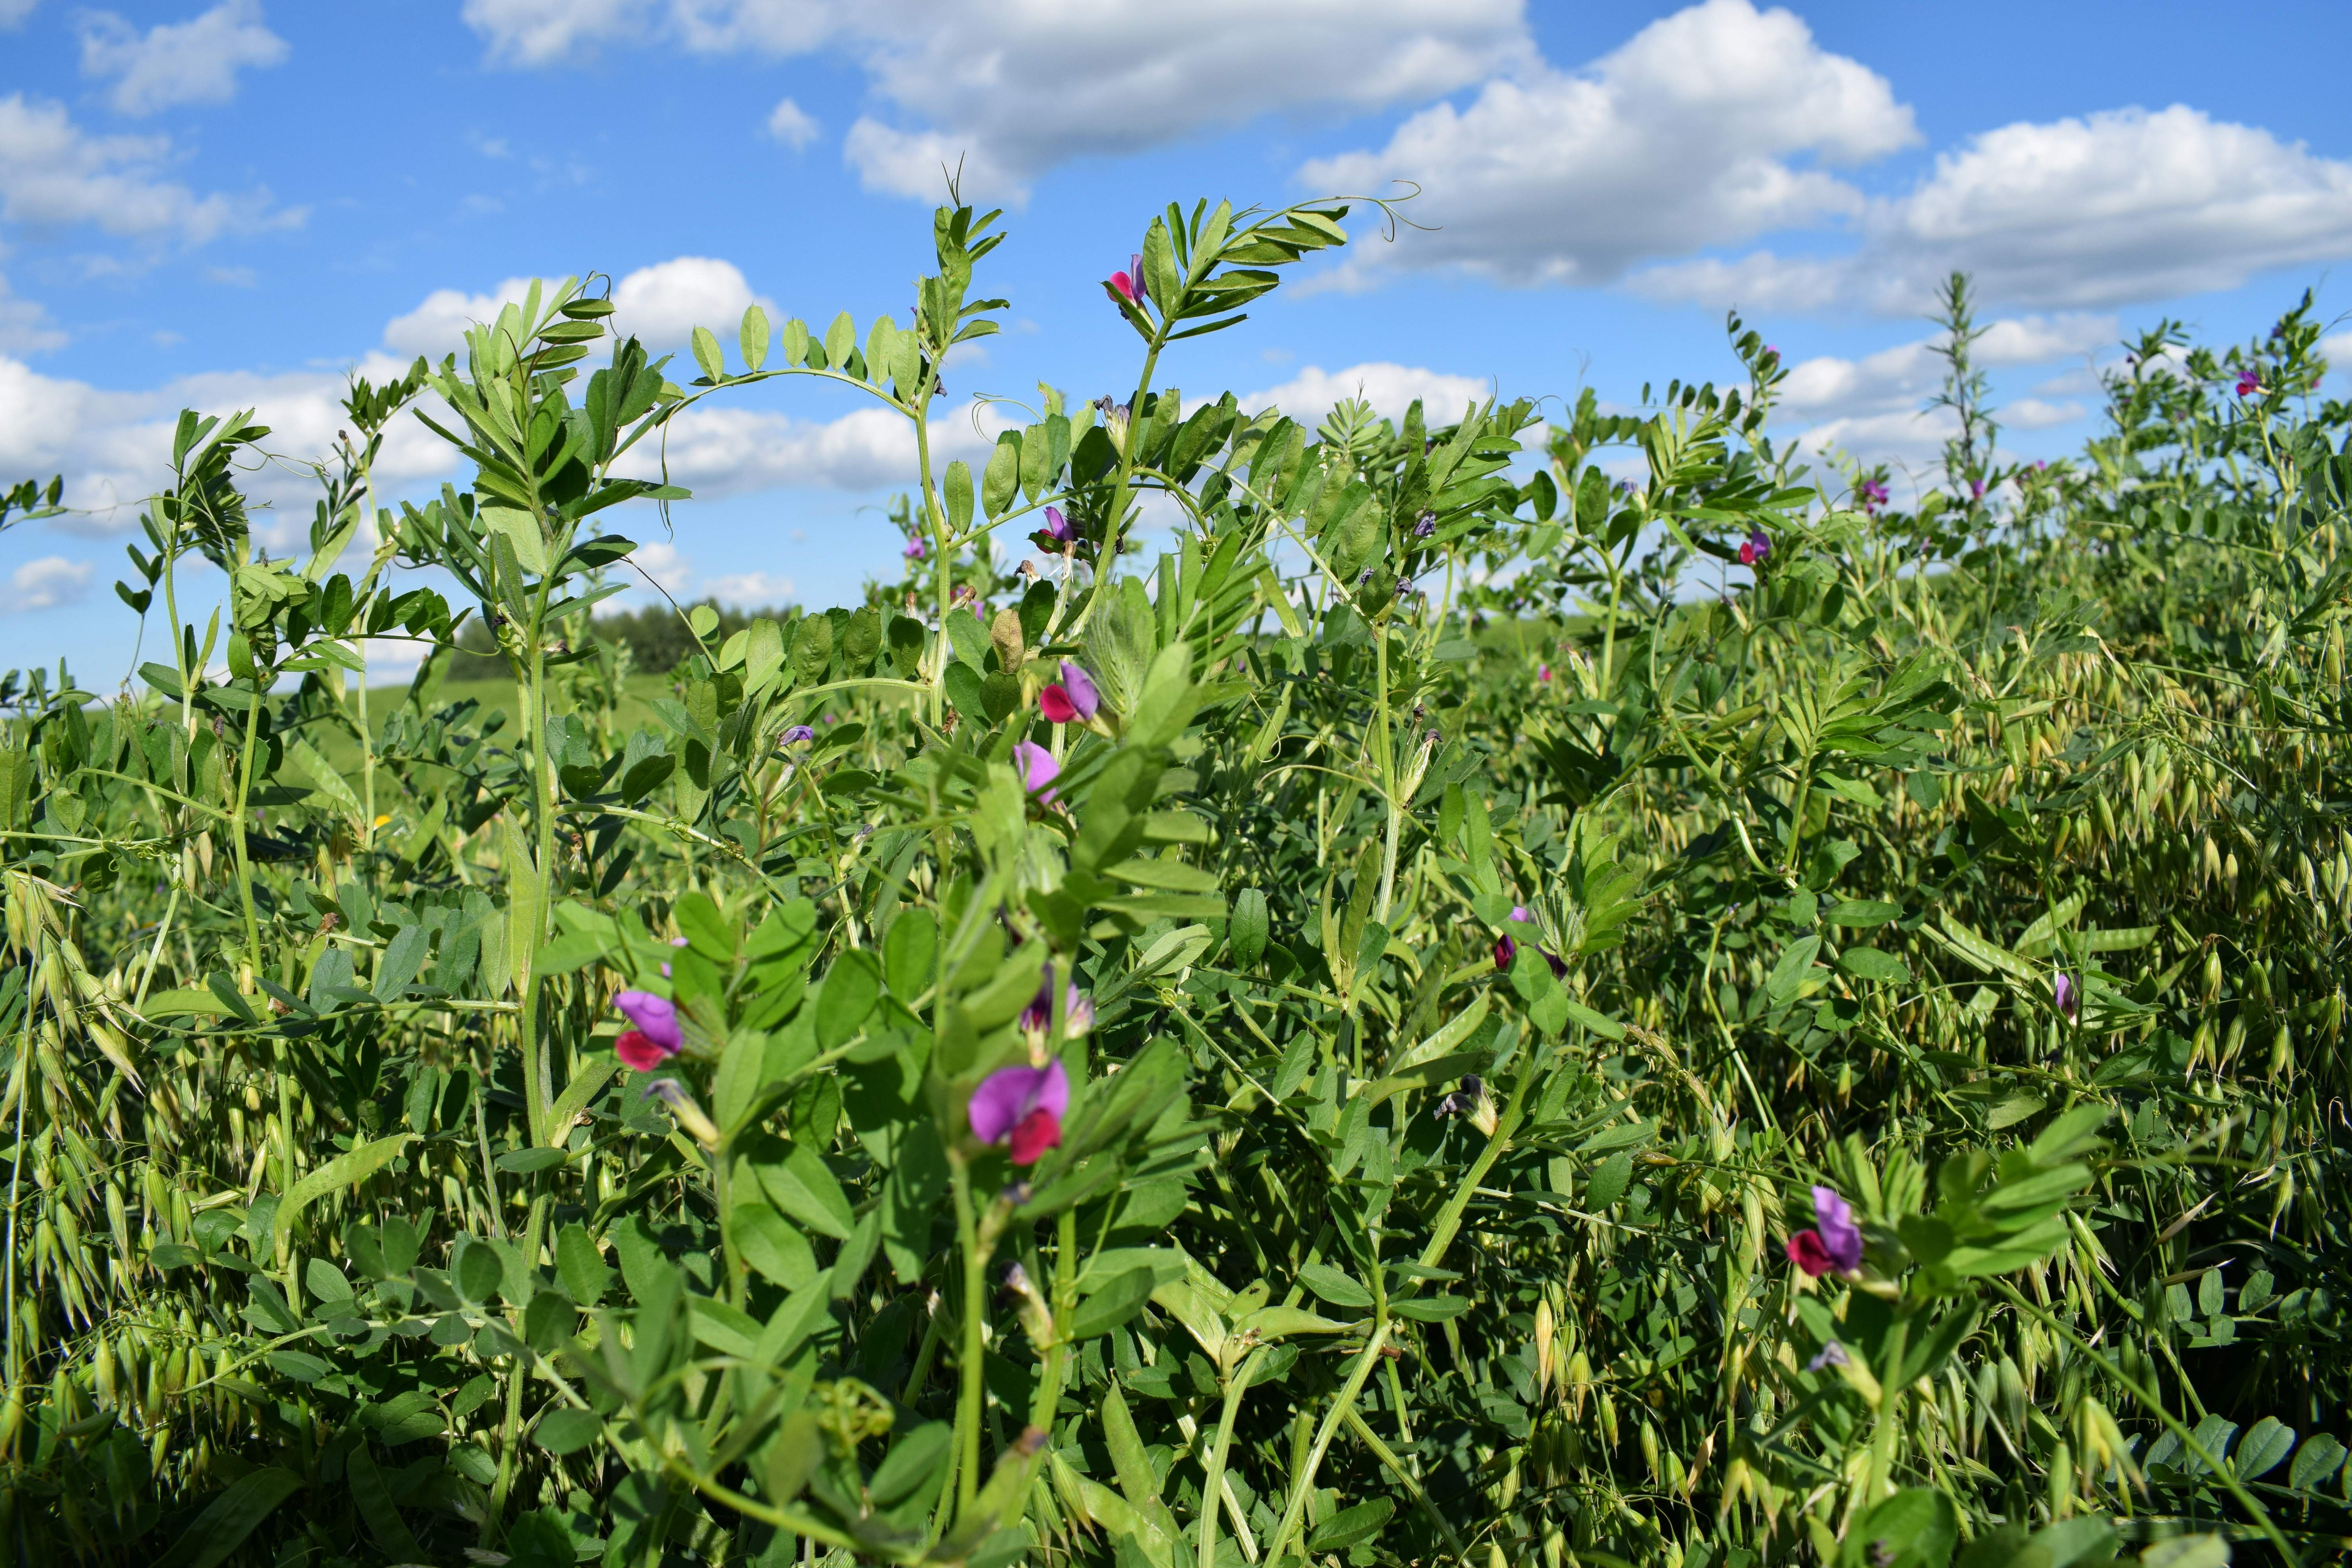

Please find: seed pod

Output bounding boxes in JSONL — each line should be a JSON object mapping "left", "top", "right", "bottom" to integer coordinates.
{"left": 2203, "top": 948, "right": 2223, "bottom": 1005}
{"left": 1639, "top": 1419, "right": 1661, "bottom": 1485}
{"left": 1533, "top": 1298, "right": 1555, "bottom": 1395}
{"left": 2048, "top": 1438, "right": 2074, "bottom": 1518}
{"left": 2271, "top": 1024, "right": 2293, "bottom": 1078}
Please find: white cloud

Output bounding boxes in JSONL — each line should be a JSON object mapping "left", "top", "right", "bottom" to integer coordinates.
{"left": 465, "top": 0, "right": 1531, "bottom": 202}
{"left": 0, "top": 274, "right": 64, "bottom": 354}
{"left": 766, "top": 97, "right": 819, "bottom": 150}
{"left": 0, "top": 0, "right": 36, "bottom": 25}
{"left": 381, "top": 257, "right": 772, "bottom": 357}
{"left": 78, "top": 0, "right": 289, "bottom": 117}
{"left": 702, "top": 570, "right": 796, "bottom": 605}
{"left": 1775, "top": 313, "right": 2114, "bottom": 421}
{"left": 1641, "top": 105, "right": 2352, "bottom": 313}
{"left": 0, "top": 93, "right": 299, "bottom": 245}
{"left": 0, "top": 348, "right": 454, "bottom": 538}
{"left": 2324, "top": 331, "right": 2352, "bottom": 378}
{"left": 622, "top": 399, "right": 1003, "bottom": 498}
{"left": 4, "top": 555, "right": 94, "bottom": 612}
{"left": 1242, "top": 362, "right": 1493, "bottom": 425}
{"left": 2005, "top": 397, "right": 2086, "bottom": 429}
{"left": 1300, "top": 0, "right": 1915, "bottom": 287}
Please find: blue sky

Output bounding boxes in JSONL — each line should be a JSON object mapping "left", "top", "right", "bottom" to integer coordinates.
{"left": 4, "top": 0, "right": 2351, "bottom": 682}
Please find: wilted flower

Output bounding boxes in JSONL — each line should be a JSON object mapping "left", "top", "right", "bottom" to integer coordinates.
{"left": 1806, "top": 1341, "right": 1849, "bottom": 1372}
{"left": 2054, "top": 972, "right": 2079, "bottom": 1022}
{"left": 1039, "top": 660, "right": 1101, "bottom": 724}
{"left": 1739, "top": 527, "right": 1771, "bottom": 566}
{"left": 644, "top": 1078, "right": 720, "bottom": 1147}
{"left": 1433, "top": 1074, "right": 1499, "bottom": 1137}
{"left": 1012, "top": 740, "right": 1060, "bottom": 803}
{"left": 1109, "top": 254, "right": 1148, "bottom": 307}
{"left": 1395, "top": 577, "right": 1414, "bottom": 599}
{"left": 2236, "top": 370, "right": 2261, "bottom": 397}
{"left": 1784, "top": 1185, "right": 1864, "bottom": 1277}
{"left": 1004, "top": 1261, "right": 1055, "bottom": 1345}
{"left": 613, "top": 990, "right": 682, "bottom": 1072}
{"left": 1414, "top": 511, "right": 1436, "bottom": 538}
{"left": 969, "top": 1059, "right": 1070, "bottom": 1165}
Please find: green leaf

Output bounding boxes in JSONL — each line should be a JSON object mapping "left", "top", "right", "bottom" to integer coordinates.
{"left": 272, "top": 1133, "right": 413, "bottom": 1261}
{"left": 1066, "top": 1267, "right": 1160, "bottom": 1341}
{"left": 153, "top": 1466, "right": 303, "bottom": 1568}
{"left": 691, "top": 325, "right": 725, "bottom": 382}
{"left": 815, "top": 949, "right": 881, "bottom": 1049}
{"left": 556, "top": 1223, "right": 610, "bottom": 1305}
{"left": 2290, "top": 1432, "right": 2346, "bottom": 1491}
{"left": 1839, "top": 947, "right": 1913, "bottom": 984}
{"left": 739, "top": 304, "right": 770, "bottom": 372}
{"left": 1586, "top": 1152, "right": 1634, "bottom": 1211}
{"left": 1308, "top": 1497, "right": 1394, "bottom": 1553}
{"left": 1839, "top": 1487, "right": 1957, "bottom": 1568}
{"left": 1298, "top": 1261, "right": 1372, "bottom": 1310}
{"left": 754, "top": 1142, "right": 855, "bottom": 1240}
{"left": 534, "top": 1406, "right": 603, "bottom": 1455}
{"left": 2234, "top": 1415, "right": 2296, "bottom": 1479}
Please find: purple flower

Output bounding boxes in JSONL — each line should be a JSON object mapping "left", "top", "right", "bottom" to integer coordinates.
{"left": 1433, "top": 1074, "right": 1499, "bottom": 1136}
{"left": 2237, "top": 370, "right": 2261, "bottom": 397}
{"left": 1813, "top": 1186, "right": 1863, "bottom": 1271}
{"left": 2054, "top": 972, "right": 2079, "bottom": 1022}
{"left": 1859, "top": 479, "right": 1889, "bottom": 511}
{"left": 1970, "top": 478, "right": 1987, "bottom": 501}
{"left": 1807, "top": 1341, "right": 1849, "bottom": 1372}
{"left": 969, "top": 1060, "right": 1071, "bottom": 1165}
{"left": 613, "top": 991, "right": 682, "bottom": 1072}
{"left": 1537, "top": 664, "right": 1552, "bottom": 683}
{"left": 903, "top": 536, "right": 929, "bottom": 560}
{"left": 1040, "top": 660, "right": 1101, "bottom": 724}
{"left": 780, "top": 724, "right": 815, "bottom": 746}
{"left": 659, "top": 934, "right": 689, "bottom": 979}
{"left": 1019, "top": 969, "right": 1095, "bottom": 1044}
{"left": 1739, "top": 527, "right": 1771, "bottom": 566}
{"left": 1414, "top": 511, "right": 1436, "bottom": 539}
{"left": 1013, "top": 740, "right": 1060, "bottom": 802}
{"left": 1040, "top": 506, "right": 1074, "bottom": 545}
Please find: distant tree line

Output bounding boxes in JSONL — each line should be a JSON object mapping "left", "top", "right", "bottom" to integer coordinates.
{"left": 445, "top": 597, "right": 797, "bottom": 680}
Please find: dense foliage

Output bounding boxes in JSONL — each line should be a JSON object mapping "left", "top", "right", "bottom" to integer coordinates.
{"left": 0, "top": 196, "right": 2347, "bottom": 1568}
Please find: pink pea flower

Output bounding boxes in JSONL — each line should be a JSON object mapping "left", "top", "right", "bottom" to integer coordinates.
{"left": 1739, "top": 527, "right": 1771, "bottom": 566}
{"left": 1109, "top": 254, "right": 1148, "bottom": 308}
{"left": 1859, "top": 479, "right": 1889, "bottom": 512}
{"left": 1013, "top": 740, "right": 1060, "bottom": 803}
{"left": 2054, "top": 972, "right": 2079, "bottom": 1023}
{"left": 1537, "top": 664, "right": 1552, "bottom": 683}
{"left": 1039, "top": 660, "right": 1101, "bottom": 724}
{"left": 2236, "top": 370, "right": 2261, "bottom": 397}
{"left": 1494, "top": 906, "right": 1566, "bottom": 979}
{"left": 969, "top": 1060, "right": 1070, "bottom": 1166}
{"left": 1785, "top": 1185, "right": 1864, "bottom": 1276}
{"left": 614, "top": 990, "right": 681, "bottom": 1073}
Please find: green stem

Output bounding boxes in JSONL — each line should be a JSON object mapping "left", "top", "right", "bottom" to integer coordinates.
{"left": 1198, "top": 1345, "right": 1268, "bottom": 1568}
{"left": 487, "top": 1191, "right": 553, "bottom": 1539}
{"left": 1341, "top": 1405, "right": 1463, "bottom": 1559}
{"left": 950, "top": 1158, "right": 987, "bottom": 1514}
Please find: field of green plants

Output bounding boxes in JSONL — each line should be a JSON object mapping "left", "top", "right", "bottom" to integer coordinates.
{"left": 1, "top": 194, "right": 2348, "bottom": 1568}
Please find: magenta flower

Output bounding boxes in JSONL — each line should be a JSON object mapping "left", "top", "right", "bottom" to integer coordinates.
{"left": 1012, "top": 740, "right": 1060, "bottom": 802}
{"left": 2054, "top": 972, "right": 2079, "bottom": 1022}
{"left": 1038, "top": 506, "right": 1074, "bottom": 546}
{"left": 1969, "top": 479, "right": 1987, "bottom": 501}
{"left": 903, "top": 536, "right": 929, "bottom": 560}
{"left": 1786, "top": 1185, "right": 1864, "bottom": 1276}
{"left": 1019, "top": 968, "right": 1095, "bottom": 1043}
{"left": 1537, "top": 664, "right": 1552, "bottom": 683}
{"left": 2236, "top": 370, "right": 2261, "bottom": 397}
{"left": 1859, "top": 479, "right": 1889, "bottom": 512}
{"left": 1109, "top": 254, "right": 1149, "bottom": 308}
{"left": 969, "top": 1059, "right": 1070, "bottom": 1165}
{"left": 1739, "top": 527, "right": 1771, "bottom": 566}
{"left": 1039, "top": 660, "right": 1101, "bottom": 724}
{"left": 614, "top": 990, "right": 681, "bottom": 1073}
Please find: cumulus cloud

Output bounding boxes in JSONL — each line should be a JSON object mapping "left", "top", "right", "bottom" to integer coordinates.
{"left": 766, "top": 98, "right": 818, "bottom": 150}
{"left": 381, "top": 257, "right": 773, "bottom": 357}
{"left": 1242, "top": 362, "right": 1494, "bottom": 426}
{"left": 465, "top": 0, "right": 1532, "bottom": 202}
{"left": 1639, "top": 105, "right": 2352, "bottom": 313}
{"left": 1769, "top": 314, "right": 2120, "bottom": 472}
{"left": 0, "top": 93, "right": 299, "bottom": 244}
{"left": 78, "top": 0, "right": 290, "bottom": 117}
{"left": 4, "top": 555, "right": 94, "bottom": 612}
{"left": 1299, "top": 0, "right": 1915, "bottom": 287}
{"left": 0, "top": 274, "right": 64, "bottom": 354}
{"left": 621, "top": 399, "right": 1003, "bottom": 499}
{"left": 702, "top": 571, "right": 797, "bottom": 605}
